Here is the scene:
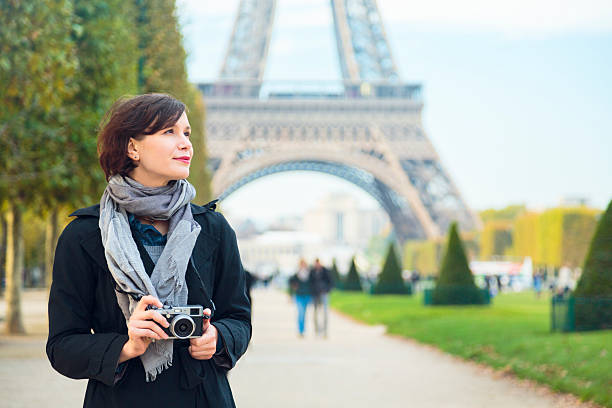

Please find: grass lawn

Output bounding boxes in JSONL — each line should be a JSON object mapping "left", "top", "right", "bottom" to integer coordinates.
{"left": 331, "top": 290, "right": 612, "bottom": 407}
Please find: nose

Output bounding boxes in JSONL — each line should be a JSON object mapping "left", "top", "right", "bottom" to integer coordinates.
{"left": 178, "top": 134, "right": 192, "bottom": 150}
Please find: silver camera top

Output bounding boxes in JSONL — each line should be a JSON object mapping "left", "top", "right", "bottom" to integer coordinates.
{"left": 155, "top": 305, "right": 203, "bottom": 318}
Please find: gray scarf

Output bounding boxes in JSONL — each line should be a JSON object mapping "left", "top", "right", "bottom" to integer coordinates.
{"left": 99, "top": 175, "right": 201, "bottom": 382}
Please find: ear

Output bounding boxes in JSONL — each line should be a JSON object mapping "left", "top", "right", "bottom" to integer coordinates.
{"left": 127, "top": 138, "right": 139, "bottom": 161}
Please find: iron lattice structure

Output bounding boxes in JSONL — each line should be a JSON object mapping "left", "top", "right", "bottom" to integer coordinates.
{"left": 200, "top": 0, "right": 480, "bottom": 241}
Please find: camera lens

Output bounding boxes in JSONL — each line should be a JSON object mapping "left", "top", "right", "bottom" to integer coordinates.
{"left": 170, "top": 314, "right": 195, "bottom": 339}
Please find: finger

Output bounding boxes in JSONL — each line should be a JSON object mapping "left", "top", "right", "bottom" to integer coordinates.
{"left": 190, "top": 336, "right": 206, "bottom": 347}
{"left": 130, "top": 327, "right": 163, "bottom": 340}
{"left": 131, "top": 310, "right": 170, "bottom": 329}
{"left": 189, "top": 343, "right": 216, "bottom": 353}
{"left": 189, "top": 346, "right": 215, "bottom": 360}
{"left": 131, "top": 320, "right": 169, "bottom": 339}
{"left": 136, "top": 295, "right": 163, "bottom": 312}
{"left": 202, "top": 308, "right": 211, "bottom": 332}
{"left": 128, "top": 326, "right": 167, "bottom": 340}
{"left": 190, "top": 352, "right": 214, "bottom": 360}
{"left": 141, "top": 310, "right": 171, "bottom": 328}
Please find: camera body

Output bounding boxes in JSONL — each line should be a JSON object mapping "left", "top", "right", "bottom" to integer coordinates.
{"left": 147, "top": 304, "right": 206, "bottom": 339}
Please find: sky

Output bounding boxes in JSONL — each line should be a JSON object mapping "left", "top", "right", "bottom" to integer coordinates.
{"left": 176, "top": 0, "right": 612, "bottom": 221}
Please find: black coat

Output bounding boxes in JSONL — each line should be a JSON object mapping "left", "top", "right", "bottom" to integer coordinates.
{"left": 46, "top": 201, "right": 251, "bottom": 408}
{"left": 309, "top": 266, "right": 333, "bottom": 297}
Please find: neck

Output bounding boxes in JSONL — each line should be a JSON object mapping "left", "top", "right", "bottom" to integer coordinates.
{"left": 127, "top": 169, "right": 170, "bottom": 188}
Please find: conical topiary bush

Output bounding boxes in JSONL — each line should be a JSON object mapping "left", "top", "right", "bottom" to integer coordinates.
{"left": 572, "top": 199, "right": 612, "bottom": 330}
{"left": 343, "top": 257, "right": 363, "bottom": 291}
{"left": 330, "top": 259, "right": 342, "bottom": 289}
{"left": 432, "top": 222, "right": 484, "bottom": 305}
{"left": 372, "top": 244, "right": 411, "bottom": 295}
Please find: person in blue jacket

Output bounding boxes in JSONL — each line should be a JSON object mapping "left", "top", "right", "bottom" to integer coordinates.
{"left": 46, "top": 93, "right": 251, "bottom": 407}
{"left": 289, "top": 259, "right": 312, "bottom": 337}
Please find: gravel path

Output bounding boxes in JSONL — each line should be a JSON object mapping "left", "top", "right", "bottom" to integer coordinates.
{"left": 0, "top": 289, "right": 601, "bottom": 407}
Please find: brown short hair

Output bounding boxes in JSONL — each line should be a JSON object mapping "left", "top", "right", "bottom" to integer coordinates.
{"left": 97, "top": 93, "right": 186, "bottom": 180}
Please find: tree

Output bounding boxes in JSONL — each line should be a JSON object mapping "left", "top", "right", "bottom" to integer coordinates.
{"left": 343, "top": 257, "right": 362, "bottom": 292}
{"left": 480, "top": 221, "right": 513, "bottom": 259}
{"left": 0, "top": 214, "right": 6, "bottom": 296}
{"left": 432, "top": 222, "right": 484, "bottom": 305}
{"left": 573, "top": 200, "right": 612, "bottom": 330}
{"left": 536, "top": 207, "right": 599, "bottom": 268}
{"left": 0, "top": 0, "right": 78, "bottom": 333}
{"left": 510, "top": 212, "right": 539, "bottom": 260}
{"left": 40, "top": 0, "right": 140, "bottom": 289}
{"left": 404, "top": 239, "right": 444, "bottom": 276}
{"left": 479, "top": 205, "right": 525, "bottom": 223}
{"left": 575, "top": 200, "right": 612, "bottom": 296}
{"left": 134, "top": 0, "right": 210, "bottom": 202}
{"left": 372, "top": 243, "right": 411, "bottom": 295}
{"left": 330, "top": 259, "right": 342, "bottom": 289}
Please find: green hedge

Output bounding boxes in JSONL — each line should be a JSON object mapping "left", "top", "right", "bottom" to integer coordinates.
{"left": 343, "top": 257, "right": 363, "bottom": 292}
{"left": 403, "top": 239, "right": 443, "bottom": 276}
{"left": 424, "top": 287, "right": 489, "bottom": 305}
{"left": 330, "top": 259, "right": 342, "bottom": 289}
{"left": 373, "top": 244, "right": 410, "bottom": 295}
{"left": 536, "top": 207, "right": 599, "bottom": 268}
{"left": 371, "top": 282, "right": 412, "bottom": 295}
{"left": 431, "top": 223, "right": 485, "bottom": 305}
{"left": 570, "top": 200, "right": 612, "bottom": 330}
{"left": 480, "top": 220, "right": 513, "bottom": 259}
{"left": 552, "top": 296, "right": 612, "bottom": 332}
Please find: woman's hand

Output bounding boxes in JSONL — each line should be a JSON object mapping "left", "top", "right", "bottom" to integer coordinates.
{"left": 118, "top": 295, "right": 170, "bottom": 363}
{"left": 188, "top": 308, "right": 217, "bottom": 360}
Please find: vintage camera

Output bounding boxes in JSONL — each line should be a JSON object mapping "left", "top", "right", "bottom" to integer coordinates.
{"left": 147, "top": 304, "right": 208, "bottom": 339}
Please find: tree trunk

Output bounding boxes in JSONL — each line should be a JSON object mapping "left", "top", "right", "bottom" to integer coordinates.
{"left": 0, "top": 214, "right": 6, "bottom": 297}
{"left": 5, "top": 204, "right": 26, "bottom": 334}
{"left": 45, "top": 208, "right": 59, "bottom": 290}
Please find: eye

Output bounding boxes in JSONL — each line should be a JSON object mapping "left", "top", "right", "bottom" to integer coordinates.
{"left": 184, "top": 132, "right": 191, "bottom": 138}
{"left": 164, "top": 129, "right": 174, "bottom": 134}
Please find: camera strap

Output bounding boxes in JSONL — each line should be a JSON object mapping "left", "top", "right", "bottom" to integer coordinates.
{"left": 189, "top": 256, "right": 216, "bottom": 317}
{"left": 112, "top": 282, "right": 147, "bottom": 305}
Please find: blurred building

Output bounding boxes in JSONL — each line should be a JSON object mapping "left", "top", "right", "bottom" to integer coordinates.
{"left": 233, "top": 193, "right": 390, "bottom": 276}
{"left": 303, "top": 193, "right": 389, "bottom": 248}
{"left": 234, "top": 218, "right": 259, "bottom": 239}
{"left": 559, "top": 196, "right": 590, "bottom": 207}
{"left": 237, "top": 230, "right": 324, "bottom": 276}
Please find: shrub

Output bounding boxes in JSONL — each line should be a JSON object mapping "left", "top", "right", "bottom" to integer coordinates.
{"left": 537, "top": 207, "right": 599, "bottom": 268}
{"left": 480, "top": 220, "right": 513, "bottom": 259}
{"left": 573, "top": 200, "right": 612, "bottom": 330}
{"left": 330, "top": 259, "right": 342, "bottom": 290}
{"left": 372, "top": 244, "right": 411, "bottom": 295}
{"left": 432, "top": 222, "right": 485, "bottom": 305}
{"left": 343, "top": 257, "right": 363, "bottom": 292}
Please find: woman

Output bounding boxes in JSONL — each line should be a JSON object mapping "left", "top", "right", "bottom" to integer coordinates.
{"left": 46, "top": 93, "right": 251, "bottom": 407}
{"left": 289, "top": 259, "right": 311, "bottom": 337}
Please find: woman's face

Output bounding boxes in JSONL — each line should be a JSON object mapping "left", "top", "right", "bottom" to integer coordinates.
{"left": 127, "top": 111, "right": 193, "bottom": 187}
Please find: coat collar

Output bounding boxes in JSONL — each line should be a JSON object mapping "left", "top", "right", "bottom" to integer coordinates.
{"left": 76, "top": 200, "right": 220, "bottom": 308}
{"left": 69, "top": 199, "right": 219, "bottom": 218}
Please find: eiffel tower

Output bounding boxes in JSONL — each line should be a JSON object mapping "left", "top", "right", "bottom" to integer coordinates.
{"left": 199, "top": 0, "right": 480, "bottom": 241}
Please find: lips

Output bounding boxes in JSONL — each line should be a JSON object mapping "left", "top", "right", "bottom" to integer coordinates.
{"left": 174, "top": 156, "right": 191, "bottom": 164}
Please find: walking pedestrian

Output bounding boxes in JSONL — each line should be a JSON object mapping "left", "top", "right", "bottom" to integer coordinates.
{"left": 533, "top": 270, "right": 543, "bottom": 298}
{"left": 310, "top": 258, "right": 333, "bottom": 338}
{"left": 46, "top": 93, "right": 251, "bottom": 407}
{"left": 289, "top": 259, "right": 311, "bottom": 337}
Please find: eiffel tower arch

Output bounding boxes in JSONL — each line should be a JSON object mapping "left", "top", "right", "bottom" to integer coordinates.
{"left": 199, "top": 0, "right": 480, "bottom": 241}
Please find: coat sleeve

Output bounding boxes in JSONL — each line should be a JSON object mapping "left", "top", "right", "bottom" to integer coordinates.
{"left": 210, "top": 214, "right": 252, "bottom": 370}
{"left": 46, "top": 221, "right": 129, "bottom": 386}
